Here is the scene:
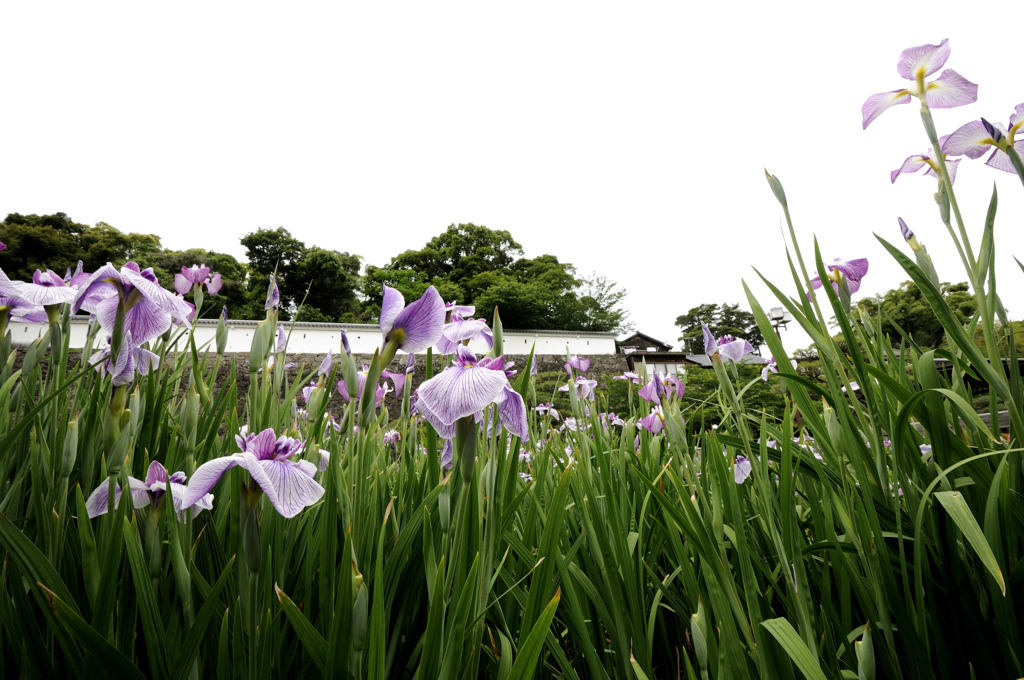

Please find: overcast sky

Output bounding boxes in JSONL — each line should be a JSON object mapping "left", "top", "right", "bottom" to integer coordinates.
{"left": 2, "top": 2, "right": 1022, "bottom": 354}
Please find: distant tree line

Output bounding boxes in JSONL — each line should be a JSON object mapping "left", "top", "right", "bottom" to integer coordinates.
{"left": 0, "top": 214, "right": 628, "bottom": 332}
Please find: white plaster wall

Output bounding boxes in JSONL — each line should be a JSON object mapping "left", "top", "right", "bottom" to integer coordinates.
{"left": 11, "top": 317, "right": 619, "bottom": 356}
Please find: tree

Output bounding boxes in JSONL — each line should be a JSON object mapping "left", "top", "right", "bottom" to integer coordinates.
{"left": 293, "top": 247, "right": 362, "bottom": 322}
{"left": 675, "top": 303, "right": 765, "bottom": 354}
{"left": 858, "top": 280, "right": 975, "bottom": 349}
{"left": 240, "top": 227, "right": 307, "bottom": 315}
{"left": 0, "top": 212, "right": 90, "bottom": 280}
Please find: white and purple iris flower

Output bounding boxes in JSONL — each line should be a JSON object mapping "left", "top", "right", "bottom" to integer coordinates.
{"left": 174, "top": 264, "right": 223, "bottom": 296}
{"left": 337, "top": 364, "right": 390, "bottom": 407}
{"left": 89, "top": 331, "right": 160, "bottom": 386}
{"left": 734, "top": 456, "right": 752, "bottom": 484}
{"left": 437, "top": 303, "right": 493, "bottom": 355}
{"left": 807, "top": 258, "right": 869, "bottom": 297}
{"left": 415, "top": 345, "right": 529, "bottom": 441}
{"left": 380, "top": 285, "right": 446, "bottom": 355}
{"left": 613, "top": 371, "right": 640, "bottom": 384}
{"left": 890, "top": 136, "right": 960, "bottom": 184}
{"left": 942, "top": 104, "right": 1024, "bottom": 174}
{"left": 73, "top": 262, "right": 193, "bottom": 345}
{"left": 862, "top": 38, "right": 978, "bottom": 129}
{"left": 535, "top": 402, "right": 561, "bottom": 421}
{"left": 558, "top": 376, "right": 598, "bottom": 401}
{"left": 0, "top": 268, "right": 78, "bottom": 308}
{"left": 86, "top": 460, "right": 213, "bottom": 519}
{"left": 701, "top": 322, "right": 755, "bottom": 363}
{"left": 182, "top": 427, "right": 324, "bottom": 519}
{"left": 382, "top": 352, "right": 416, "bottom": 396}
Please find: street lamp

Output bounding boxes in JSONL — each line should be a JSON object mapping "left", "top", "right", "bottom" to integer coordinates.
{"left": 769, "top": 307, "right": 792, "bottom": 339}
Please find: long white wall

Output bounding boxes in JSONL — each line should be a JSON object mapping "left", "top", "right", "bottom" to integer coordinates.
{"left": 10, "top": 317, "right": 619, "bottom": 356}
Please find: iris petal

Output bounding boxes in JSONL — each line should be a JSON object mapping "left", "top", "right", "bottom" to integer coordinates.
{"left": 379, "top": 285, "right": 405, "bottom": 338}
{"left": 896, "top": 38, "right": 950, "bottom": 80}
{"left": 923, "top": 70, "right": 978, "bottom": 110}
{"left": 255, "top": 459, "right": 325, "bottom": 518}
{"left": 862, "top": 90, "right": 912, "bottom": 129}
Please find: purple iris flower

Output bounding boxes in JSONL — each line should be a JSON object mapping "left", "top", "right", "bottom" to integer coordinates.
{"left": 264, "top": 274, "right": 280, "bottom": 311}
{"left": 862, "top": 39, "right": 978, "bottom": 129}
{"left": 73, "top": 262, "right": 192, "bottom": 345}
{"left": 808, "top": 258, "right": 869, "bottom": 297}
{"left": 415, "top": 345, "right": 529, "bottom": 440}
{"left": 64, "top": 261, "right": 89, "bottom": 289}
{"left": 337, "top": 364, "right": 389, "bottom": 407}
{"left": 637, "top": 406, "right": 665, "bottom": 434}
{"left": 638, "top": 372, "right": 665, "bottom": 404}
{"left": 318, "top": 349, "right": 333, "bottom": 377}
{"left": 563, "top": 355, "right": 591, "bottom": 375}
{"left": 613, "top": 371, "right": 640, "bottom": 384}
{"left": 380, "top": 285, "right": 446, "bottom": 354}
{"left": 701, "top": 322, "right": 755, "bottom": 363}
{"left": 89, "top": 331, "right": 160, "bottom": 386}
{"left": 86, "top": 460, "right": 213, "bottom": 519}
{"left": 174, "top": 264, "right": 223, "bottom": 296}
{"left": 890, "top": 136, "right": 960, "bottom": 184}
{"left": 942, "top": 104, "right": 1024, "bottom": 174}
{"left": 761, "top": 357, "right": 779, "bottom": 382}
{"left": 181, "top": 426, "right": 324, "bottom": 518}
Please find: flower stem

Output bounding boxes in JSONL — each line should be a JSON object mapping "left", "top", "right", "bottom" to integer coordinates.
{"left": 919, "top": 104, "right": 976, "bottom": 269}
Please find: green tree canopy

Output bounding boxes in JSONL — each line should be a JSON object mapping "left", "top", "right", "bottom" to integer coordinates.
{"left": 675, "top": 302, "right": 765, "bottom": 354}
{"left": 0, "top": 213, "right": 163, "bottom": 281}
{"left": 363, "top": 223, "right": 627, "bottom": 331}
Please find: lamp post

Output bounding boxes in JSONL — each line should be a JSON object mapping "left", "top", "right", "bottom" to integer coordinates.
{"left": 769, "top": 307, "right": 792, "bottom": 339}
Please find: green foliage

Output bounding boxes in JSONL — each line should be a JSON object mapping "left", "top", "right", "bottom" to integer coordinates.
{"left": 858, "top": 280, "right": 975, "bottom": 348}
{"left": 676, "top": 302, "right": 766, "bottom": 353}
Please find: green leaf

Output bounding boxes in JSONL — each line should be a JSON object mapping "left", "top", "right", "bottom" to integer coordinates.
{"left": 507, "top": 588, "right": 560, "bottom": 680}
{"left": 934, "top": 491, "right": 1005, "bottom": 595}
{"left": 171, "top": 556, "right": 236, "bottom": 680}
{"left": 36, "top": 583, "right": 148, "bottom": 680}
{"left": 276, "top": 583, "right": 327, "bottom": 673}
{"left": 122, "top": 517, "right": 169, "bottom": 679}
{"left": 761, "top": 618, "right": 828, "bottom": 680}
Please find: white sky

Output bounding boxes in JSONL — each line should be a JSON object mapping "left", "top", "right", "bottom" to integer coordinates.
{"left": 2, "top": 2, "right": 1022, "bottom": 355}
